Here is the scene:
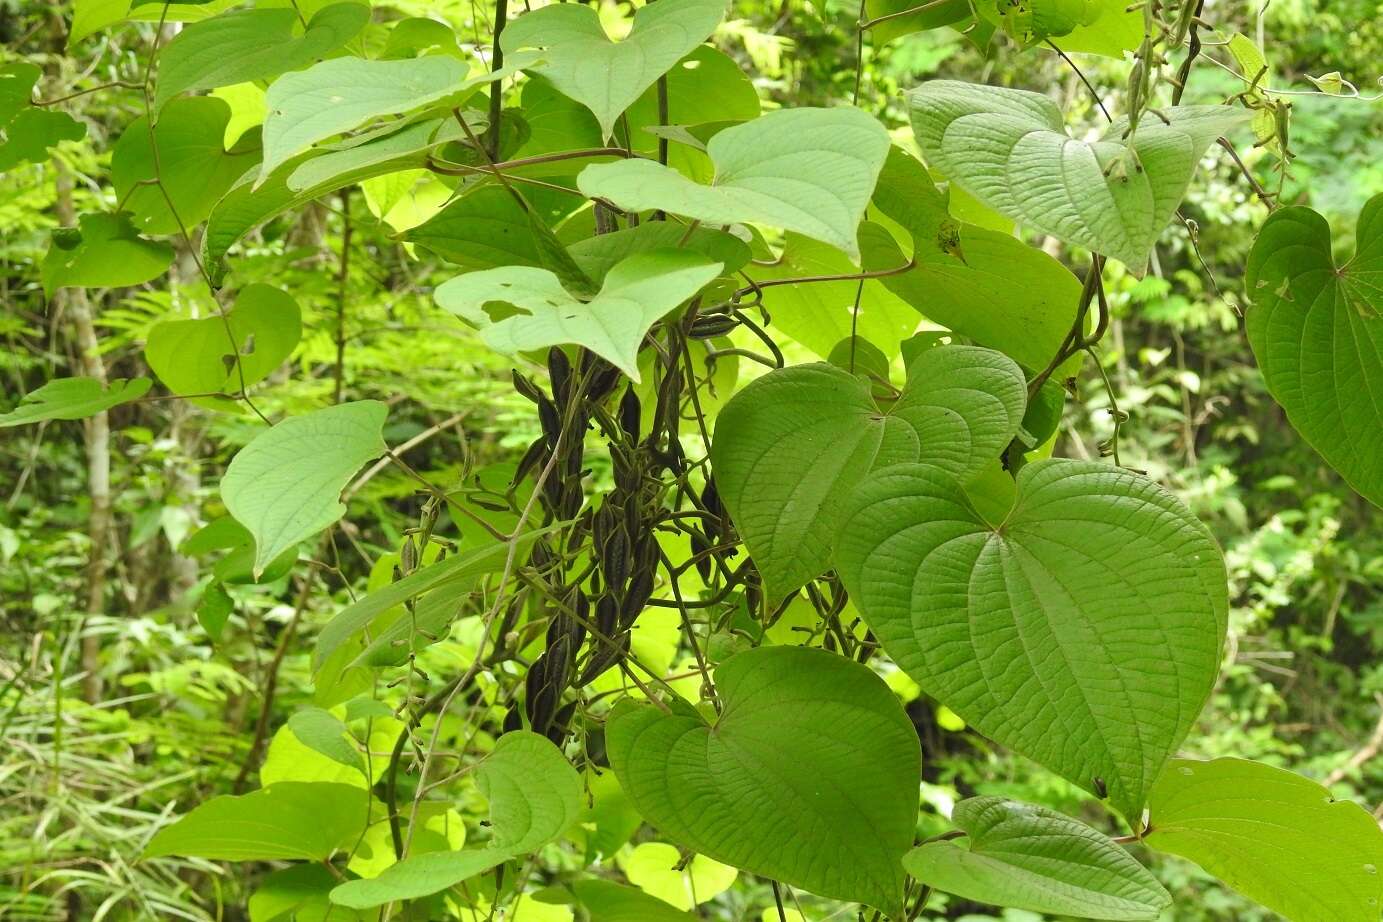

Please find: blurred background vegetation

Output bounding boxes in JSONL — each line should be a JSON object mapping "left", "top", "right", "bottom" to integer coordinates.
{"left": 1, "top": 0, "right": 1380, "bottom": 918}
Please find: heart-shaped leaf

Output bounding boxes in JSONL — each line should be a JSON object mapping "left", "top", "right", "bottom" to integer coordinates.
{"left": 0, "top": 377, "right": 151, "bottom": 428}
{"left": 41, "top": 212, "right": 174, "bottom": 296}
{"left": 836, "top": 459, "right": 1227, "bottom": 819}
{"left": 220, "top": 400, "right": 388, "bottom": 576}
{"left": 908, "top": 81, "right": 1248, "bottom": 269}
{"left": 711, "top": 345, "right": 1026, "bottom": 601}
{"left": 144, "top": 782, "right": 370, "bottom": 861}
{"left": 1146, "top": 758, "right": 1383, "bottom": 922}
{"left": 578, "top": 107, "right": 890, "bottom": 260}
{"left": 433, "top": 249, "right": 721, "bottom": 381}
{"left": 155, "top": 3, "right": 369, "bottom": 111}
{"left": 329, "top": 731, "right": 582, "bottom": 909}
{"left": 144, "top": 283, "right": 301, "bottom": 408}
{"left": 606, "top": 645, "right": 921, "bottom": 915}
{"left": 500, "top": 0, "right": 726, "bottom": 139}
{"left": 905, "top": 796, "right": 1171, "bottom": 920}
{"left": 1244, "top": 194, "right": 1383, "bottom": 506}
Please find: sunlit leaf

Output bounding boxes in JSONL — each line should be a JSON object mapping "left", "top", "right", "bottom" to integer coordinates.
{"left": 1146, "top": 758, "right": 1383, "bottom": 922}
{"left": 220, "top": 401, "right": 388, "bottom": 577}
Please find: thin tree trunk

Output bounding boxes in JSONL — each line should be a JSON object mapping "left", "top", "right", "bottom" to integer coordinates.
{"left": 53, "top": 163, "right": 111, "bottom": 704}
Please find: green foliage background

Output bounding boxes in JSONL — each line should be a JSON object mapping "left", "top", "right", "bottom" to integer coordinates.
{"left": 1, "top": 0, "right": 1381, "bottom": 919}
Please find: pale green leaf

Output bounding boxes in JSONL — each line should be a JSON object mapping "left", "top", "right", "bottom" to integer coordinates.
{"left": 1146, "top": 758, "right": 1383, "bottom": 922}
{"left": 904, "top": 796, "right": 1171, "bottom": 920}
{"left": 287, "top": 707, "right": 364, "bottom": 774}
{"left": 1244, "top": 195, "right": 1382, "bottom": 506}
{"left": 0, "top": 377, "right": 151, "bottom": 428}
{"left": 259, "top": 52, "right": 538, "bottom": 180}
{"left": 501, "top": 0, "right": 726, "bottom": 139}
{"left": 572, "top": 880, "right": 699, "bottom": 922}
{"left": 606, "top": 645, "right": 920, "bottom": 915}
{"left": 285, "top": 112, "right": 486, "bottom": 192}
{"left": 909, "top": 81, "right": 1249, "bottom": 269}
{"left": 710, "top": 345, "right": 1026, "bottom": 601}
{"left": 329, "top": 731, "right": 582, "bottom": 909}
{"left": 620, "top": 842, "right": 737, "bottom": 910}
{"left": 220, "top": 401, "right": 388, "bottom": 576}
{"left": 41, "top": 213, "right": 174, "bottom": 296}
{"left": 154, "top": 3, "right": 370, "bottom": 111}
{"left": 1047, "top": 0, "right": 1142, "bottom": 56}
{"left": 578, "top": 107, "right": 891, "bottom": 260}
{"left": 144, "top": 782, "right": 370, "bottom": 861}
{"left": 144, "top": 283, "right": 301, "bottom": 408}
{"left": 434, "top": 250, "right": 721, "bottom": 381}
{"left": 836, "top": 459, "right": 1228, "bottom": 819}
{"left": 864, "top": 148, "right": 1083, "bottom": 374}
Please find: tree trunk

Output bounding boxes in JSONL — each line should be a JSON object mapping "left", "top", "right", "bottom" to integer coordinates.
{"left": 53, "top": 163, "right": 111, "bottom": 705}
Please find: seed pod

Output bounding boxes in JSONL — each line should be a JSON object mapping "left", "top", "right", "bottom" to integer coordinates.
{"left": 511, "top": 369, "right": 544, "bottom": 404}
{"left": 618, "top": 386, "right": 641, "bottom": 441}
{"left": 595, "top": 593, "right": 619, "bottom": 636}
{"left": 621, "top": 571, "right": 654, "bottom": 629}
{"left": 689, "top": 314, "right": 738, "bottom": 338}
{"left": 547, "top": 347, "right": 572, "bottom": 407}
{"left": 691, "top": 532, "right": 712, "bottom": 583}
{"left": 547, "top": 700, "right": 577, "bottom": 745}
{"left": 502, "top": 704, "right": 523, "bottom": 734}
{"left": 601, "top": 520, "right": 630, "bottom": 589}
{"left": 515, "top": 436, "right": 547, "bottom": 485}
{"left": 537, "top": 394, "right": 561, "bottom": 448}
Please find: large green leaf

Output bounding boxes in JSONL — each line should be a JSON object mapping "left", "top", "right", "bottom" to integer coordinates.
{"left": 863, "top": 149, "right": 1083, "bottom": 375}
{"left": 0, "top": 63, "right": 86, "bottom": 170}
{"left": 259, "top": 53, "right": 538, "bottom": 180}
{"left": 154, "top": 3, "right": 369, "bottom": 111}
{"left": 749, "top": 230, "right": 919, "bottom": 360}
{"left": 287, "top": 707, "right": 363, "bottom": 775}
{"left": 0, "top": 377, "right": 151, "bottom": 428}
{"left": 329, "top": 731, "right": 582, "bottom": 909}
{"left": 144, "top": 283, "right": 301, "bottom": 408}
{"left": 606, "top": 645, "right": 920, "bottom": 915}
{"left": 1244, "top": 195, "right": 1382, "bottom": 506}
{"left": 905, "top": 797, "right": 1171, "bottom": 920}
{"left": 836, "top": 459, "right": 1228, "bottom": 820}
{"left": 41, "top": 213, "right": 174, "bottom": 296}
{"left": 433, "top": 250, "right": 721, "bottom": 380}
{"left": 112, "top": 97, "right": 260, "bottom": 235}
{"left": 577, "top": 107, "right": 891, "bottom": 261}
{"left": 711, "top": 345, "right": 1026, "bottom": 601}
{"left": 908, "top": 81, "right": 1248, "bottom": 269}
{"left": 144, "top": 782, "right": 369, "bottom": 861}
{"left": 500, "top": 0, "right": 725, "bottom": 139}
{"left": 220, "top": 401, "right": 388, "bottom": 576}
{"left": 1146, "top": 758, "right": 1383, "bottom": 922}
